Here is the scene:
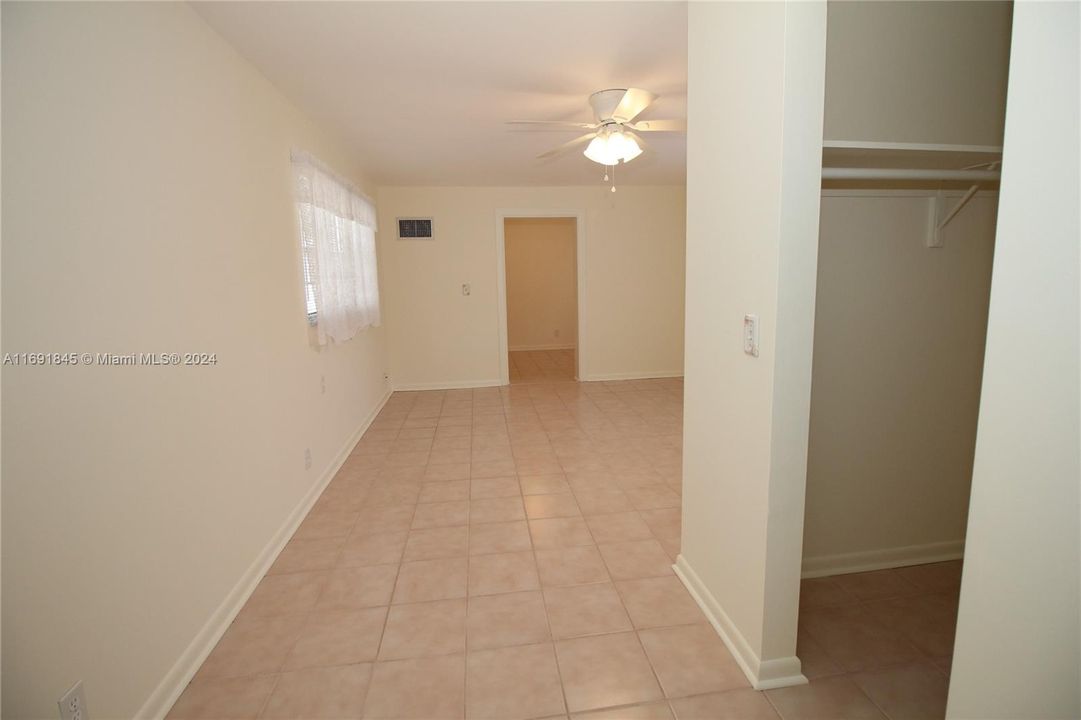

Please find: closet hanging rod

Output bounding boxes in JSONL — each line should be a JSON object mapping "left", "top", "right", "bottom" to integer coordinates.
{"left": 822, "top": 167, "right": 1001, "bottom": 181}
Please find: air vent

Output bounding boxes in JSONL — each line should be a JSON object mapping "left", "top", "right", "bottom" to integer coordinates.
{"left": 397, "top": 217, "right": 433, "bottom": 240}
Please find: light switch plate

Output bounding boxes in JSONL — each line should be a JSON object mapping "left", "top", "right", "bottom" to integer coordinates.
{"left": 743, "top": 314, "right": 760, "bottom": 357}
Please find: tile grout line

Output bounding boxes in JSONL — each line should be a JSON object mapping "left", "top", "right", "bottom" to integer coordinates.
{"left": 572, "top": 379, "right": 694, "bottom": 718}
{"left": 365, "top": 396, "right": 414, "bottom": 718}
{"left": 180, "top": 379, "right": 705, "bottom": 719}
{"left": 529, "top": 388, "right": 576, "bottom": 720}
{"left": 557, "top": 381, "right": 672, "bottom": 716}
{"left": 255, "top": 421, "right": 383, "bottom": 716}
{"left": 462, "top": 386, "right": 478, "bottom": 719}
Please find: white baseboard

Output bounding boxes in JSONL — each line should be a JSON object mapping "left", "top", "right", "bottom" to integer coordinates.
{"left": 391, "top": 372, "right": 684, "bottom": 389}
{"left": 674, "top": 555, "right": 808, "bottom": 691}
{"left": 508, "top": 343, "right": 576, "bottom": 352}
{"left": 583, "top": 371, "right": 684, "bottom": 382}
{"left": 392, "top": 379, "right": 504, "bottom": 391}
{"left": 135, "top": 388, "right": 393, "bottom": 720}
{"left": 801, "top": 539, "right": 965, "bottom": 579}
{"left": 392, "top": 373, "right": 683, "bottom": 389}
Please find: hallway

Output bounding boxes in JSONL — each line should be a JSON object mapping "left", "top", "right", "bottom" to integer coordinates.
{"left": 508, "top": 349, "right": 577, "bottom": 384}
{"left": 170, "top": 380, "right": 953, "bottom": 719}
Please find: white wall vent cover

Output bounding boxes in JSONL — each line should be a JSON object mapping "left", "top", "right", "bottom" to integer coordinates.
{"left": 397, "top": 217, "right": 433, "bottom": 240}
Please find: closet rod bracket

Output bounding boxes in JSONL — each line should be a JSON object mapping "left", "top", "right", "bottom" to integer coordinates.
{"left": 927, "top": 184, "right": 981, "bottom": 248}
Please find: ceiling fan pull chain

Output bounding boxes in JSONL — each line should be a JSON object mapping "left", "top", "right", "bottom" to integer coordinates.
{"left": 611, "top": 163, "right": 617, "bottom": 193}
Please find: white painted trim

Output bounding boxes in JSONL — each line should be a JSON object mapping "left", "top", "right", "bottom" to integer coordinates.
{"left": 755, "top": 657, "right": 809, "bottom": 691}
{"left": 135, "top": 389, "right": 393, "bottom": 720}
{"left": 822, "top": 140, "right": 1003, "bottom": 154}
{"left": 801, "top": 540, "right": 965, "bottom": 579}
{"left": 821, "top": 189, "right": 1000, "bottom": 199}
{"left": 495, "top": 210, "right": 587, "bottom": 384}
{"left": 673, "top": 555, "right": 808, "bottom": 691}
{"left": 583, "top": 371, "right": 684, "bottom": 382}
{"left": 392, "top": 379, "right": 503, "bottom": 392}
{"left": 823, "top": 167, "right": 999, "bottom": 182}
{"left": 507, "top": 343, "right": 577, "bottom": 352}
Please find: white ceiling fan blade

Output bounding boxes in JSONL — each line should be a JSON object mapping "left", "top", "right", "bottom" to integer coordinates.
{"left": 611, "top": 88, "right": 658, "bottom": 122}
{"left": 507, "top": 120, "right": 599, "bottom": 131}
{"left": 537, "top": 133, "right": 596, "bottom": 159}
{"left": 628, "top": 119, "right": 686, "bottom": 133}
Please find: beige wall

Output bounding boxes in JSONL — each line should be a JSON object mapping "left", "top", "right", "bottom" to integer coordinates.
{"left": 504, "top": 218, "right": 577, "bottom": 351}
{"left": 1, "top": 4, "right": 389, "bottom": 718}
{"left": 947, "top": 2, "right": 1080, "bottom": 716}
{"left": 824, "top": 1, "right": 1012, "bottom": 146}
{"left": 377, "top": 186, "right": 685, "bottom": 388}
{"left": 681, "top": 0, "right": 825, "bottom": 687}
{"left": 803, "top": 193, "right": 996, "bottom": 574}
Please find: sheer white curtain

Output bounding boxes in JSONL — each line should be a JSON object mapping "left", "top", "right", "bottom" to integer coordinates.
{"left": 292, "top": 151, "right": 381, "bottom": 345}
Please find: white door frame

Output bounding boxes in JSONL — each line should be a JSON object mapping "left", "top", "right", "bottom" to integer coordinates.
{"left": 495, "top": 209, "right": 587, "bottom": 385}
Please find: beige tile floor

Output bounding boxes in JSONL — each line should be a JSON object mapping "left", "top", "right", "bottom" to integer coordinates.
{"left": 169, "top": 379, "right": 959, "bottom": 720}
{"left": 791, "top": 562, "right": 961, "bottom": 720}
{"left": 509, "top": 350, "right": 576, "bottom": 384}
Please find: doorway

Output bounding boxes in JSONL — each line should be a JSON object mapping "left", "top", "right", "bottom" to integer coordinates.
{"left": 496, "top": 212, "right": 585, "bottom": 384}
{"left": 795, "top": 190, "right": 997, "bottom": 686}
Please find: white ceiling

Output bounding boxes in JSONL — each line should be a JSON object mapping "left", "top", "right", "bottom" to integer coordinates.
{"left": 194, "top": 2, "right": 688, "bottom": 186}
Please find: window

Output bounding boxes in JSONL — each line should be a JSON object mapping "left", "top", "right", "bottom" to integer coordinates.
{"left": 292, "top": 151, "right": 381, "bottom": 344}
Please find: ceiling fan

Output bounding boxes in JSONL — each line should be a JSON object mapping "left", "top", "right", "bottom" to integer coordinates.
{"left": 508, "top": 88, "right": 686, "bottom": 169}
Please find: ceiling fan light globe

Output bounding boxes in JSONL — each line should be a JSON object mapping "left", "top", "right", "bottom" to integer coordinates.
{"left": 606, "top": 132, "right": 629, "bottom": 158}
{"left": 584, "top": 135, "right": 620, "bottom": 166}
{"left": 613, "top": 133, "right": 642, "bottom": 162}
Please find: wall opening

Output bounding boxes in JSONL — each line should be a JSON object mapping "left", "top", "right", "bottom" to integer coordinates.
{"left": 502, "top": 217, "right": 579, "bottom": 383}
{"left": 795, "top": 0, "right": 1011, "bottom": 689}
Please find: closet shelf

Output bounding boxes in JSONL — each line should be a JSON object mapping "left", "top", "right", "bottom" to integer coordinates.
{"left": 821, "top": 140, "right": 1002, "bottom": 181}
{"left": 821, "top": 141, "right": 1003, "bottom": 248}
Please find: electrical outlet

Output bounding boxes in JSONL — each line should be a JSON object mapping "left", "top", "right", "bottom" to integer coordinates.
{"left": 320, "top": 374, "right": 326, "bottom": 394}
{"left": 58, "top": 681, "right": 88, "bottom": 720}
{"left": 461, "top": 283, "right": 471, "bottom": 296}
{"left": 304, "top": 448, "right": 312, "bottom": 470}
